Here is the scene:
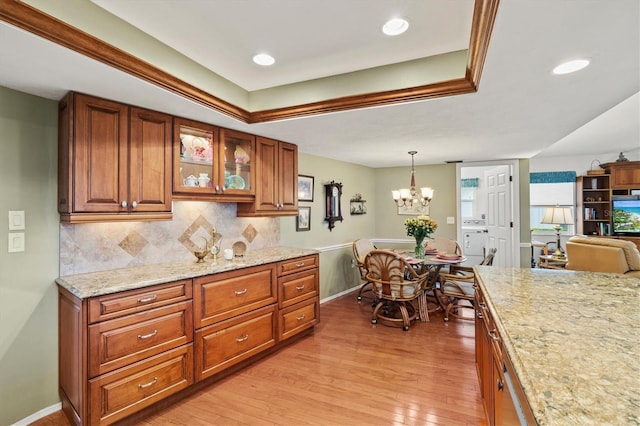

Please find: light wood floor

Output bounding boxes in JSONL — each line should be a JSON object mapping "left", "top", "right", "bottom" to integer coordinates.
{"left": 32, "top": 291, "right": 486, "bottom": 425}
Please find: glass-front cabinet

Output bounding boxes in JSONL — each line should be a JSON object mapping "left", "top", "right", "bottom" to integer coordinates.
{"left": 173, "top": 118, "right": 254, "bottom": 201}
{"left": 219, "top": 128, "right": 255, "bottom": 197}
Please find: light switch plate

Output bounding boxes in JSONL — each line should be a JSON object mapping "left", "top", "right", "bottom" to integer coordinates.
{"left": 8, "top": 211, "right": 25, "bottom": 230}
{"left": 8, "top": 232, "right": 25, "bottom": 253}
{"left": 446, "top": 216, "right": 455, "bottom": 224}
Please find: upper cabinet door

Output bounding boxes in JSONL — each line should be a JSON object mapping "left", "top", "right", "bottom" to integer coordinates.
{"left": 73, "top": 94, "right": 129, "bottom": 213}
{"left": 59, "top": 92, "right": 173, "bottom": 222}
{"left": 173, "top": 117, "right": 218, "bottom": 195}
{"left": 237, "top": 137, "right": 298, "bottom": 217}
{"left": 172, "top": 120, "right": 255, "bottom": 201}
{"left": 278, "top": 141, "right": 298, "bottom": 213}
{"left": 219, "top": 128, "right": 255, "bottom": 196}
{"left": 129, "top": 107, "right": 172, "bottom": 213}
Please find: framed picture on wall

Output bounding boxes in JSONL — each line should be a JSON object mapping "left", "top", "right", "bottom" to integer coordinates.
{"left": 298, "top": 175, "right": 314, "bottom": 202}
{"left": 296, "top": 206, "right": 311, "bottom": 231}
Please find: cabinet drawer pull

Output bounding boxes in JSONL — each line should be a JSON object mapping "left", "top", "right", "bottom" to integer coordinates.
{"left": 138, "top": 377, "right": 158, "bottom": 389}
{"left": 476, "top": 311, "right": 483, "bottom": 319}
{"left": 234, "top": 288, "right": 248, "bottom": 296}
{"left": 295, "top": 284, "right": 305, "bottom": 291}
{"left": 137, "top": 330, "right": 158, "bottom": 340}
{"left": 235, "top": 334, "right": 249, "bottom": 343}
{"left": 137, "top": 295, "right": 157, "bottom": 304}
{"left": 488, "top": 329, "right": 500, "bottom": 342}
{"left": 295, "top": 262, "right": 305, "bottom": 267}
{"left": 296, "top": 314, "right": 306, "bottom": 321}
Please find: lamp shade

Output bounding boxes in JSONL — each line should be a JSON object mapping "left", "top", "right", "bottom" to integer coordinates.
{"left": 541, "top": 206, "right": 573, "bottom": 225}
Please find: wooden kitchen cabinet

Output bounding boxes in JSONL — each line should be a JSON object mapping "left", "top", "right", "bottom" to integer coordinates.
{"left": 58, "top": 92, "right": 172, "bottom": 223}
{"left": 195, "top": 305, "right": 277, "bottom": 381}
{"left": 59, "top": 280, "right": 193, "bottom": 426}
{"left": 237, "top": 136, "right": 298, "bottom": 216}
{"left": 59, "top": 253, "right": 319, "bottom": 425}
{"left": 173, "top": 118, "right": 255, "bottom": 202}
{"left": 475, "top": 283, "right": 534, "bottom": 425}
{"left": 277, "top": 255, "right": 320, "bottom": 340}
{"left": 603, "top": 160, "right": 640, "bottom": 189}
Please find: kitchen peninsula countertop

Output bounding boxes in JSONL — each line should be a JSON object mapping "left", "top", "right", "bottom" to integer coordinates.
{"left": 56, "top": 246, "right": 318, "bottom": 299}
{"left": 474, "top": 266, "right": 639, "bottom": 425}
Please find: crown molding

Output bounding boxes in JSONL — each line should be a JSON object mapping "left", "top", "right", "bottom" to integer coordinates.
{"left": 0, "top": 0, "right": 499, "bottom": 124}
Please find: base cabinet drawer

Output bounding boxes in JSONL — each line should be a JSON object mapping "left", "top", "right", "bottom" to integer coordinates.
{"left": 279, "top": 298, "right": 319, "bottom": 341}
{"left": 279, "top": 269, "right": 319, "bottom": 309}
{"left": 195, "top": 305, "right": 276, "bottom": 381}
{"left": 89, "top": 344, "right": 193, "bottom": 425}
{"left": 88, "top": 301, "right": 193, "bottom": 377}
{"left": 278, "top": 255, "right": 318, "bottom": 276}
{"left": 88, "top": 280, "right": 192, "bottom": 323}
{"left": 194, "top": 264, "right": 277, "bottom": 327}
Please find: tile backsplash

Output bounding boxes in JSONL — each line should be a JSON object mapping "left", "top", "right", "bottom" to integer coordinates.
{"left": 59, "top": 201, "right": 279, "bottom": 275}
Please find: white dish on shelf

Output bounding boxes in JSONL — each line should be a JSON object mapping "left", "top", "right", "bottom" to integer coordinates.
{"left": 225, "top": 174, "right": 245, "bottom": 189}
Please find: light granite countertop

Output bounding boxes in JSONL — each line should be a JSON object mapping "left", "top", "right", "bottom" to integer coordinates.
{"left": 474, "top": 266, "right": 639, "bottom": 425}
{"left": 56, "top": 246, "right": 318, "bottom": 299}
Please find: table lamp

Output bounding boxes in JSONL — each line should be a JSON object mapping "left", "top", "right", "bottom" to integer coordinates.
{"left": 541, "top": 206, "right": 574, "bottom": 259}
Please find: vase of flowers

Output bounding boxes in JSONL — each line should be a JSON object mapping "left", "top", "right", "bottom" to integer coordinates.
{"left": 404, "top": 215, "right": 438, "bottom": 258}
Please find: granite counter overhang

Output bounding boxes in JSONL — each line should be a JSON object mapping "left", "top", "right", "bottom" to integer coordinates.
{"left": 474, "top": 266, "right": 639, "bottom": 425}
{"left": 56, "top": 247, "right": 319, "bottom": 299}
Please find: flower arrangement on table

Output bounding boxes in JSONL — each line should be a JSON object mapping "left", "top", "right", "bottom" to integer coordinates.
{"left": 404, "top": 215, "right": 437, "bottom": 258}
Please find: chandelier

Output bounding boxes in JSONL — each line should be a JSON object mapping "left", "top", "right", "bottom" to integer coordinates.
{"left": 392, "top": 151, "right": 434, "bottom": 210}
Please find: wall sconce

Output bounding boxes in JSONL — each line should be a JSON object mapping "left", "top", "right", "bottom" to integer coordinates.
{"left": 392, "top": 151, "right": 434, "bottom": 210}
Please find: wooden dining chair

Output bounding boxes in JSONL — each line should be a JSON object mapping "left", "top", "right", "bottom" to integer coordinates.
{"left": 364, "top": 250, "right": 429, "bottom": 331}
{"left": 424, "top": 237, "right": 463, "bottom": 256}
{"left": 352, "top": 238, "right": 376, "bottom": 303}
{"left": 438, "top": 248, "right": 496, "bottom": 321}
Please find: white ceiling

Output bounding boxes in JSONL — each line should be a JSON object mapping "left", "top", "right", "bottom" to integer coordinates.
{"left": 1, "top": 0, "right": 638, "bottom": 168}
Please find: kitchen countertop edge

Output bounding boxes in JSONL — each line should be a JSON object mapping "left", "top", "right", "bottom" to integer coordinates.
{"left": 56, "top": 246, "right": 319, "bottom": 299}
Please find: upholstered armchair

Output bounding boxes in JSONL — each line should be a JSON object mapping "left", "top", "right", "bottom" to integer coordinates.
{"left": 565, "top": 235, "right": 640, "bottom": 278}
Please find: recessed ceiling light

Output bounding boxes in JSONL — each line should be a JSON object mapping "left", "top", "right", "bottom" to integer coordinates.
{"left": 553, "top": 59, "right": 590, "bottom": 75}
{"left": 253, "top": 53, "right": 275, "bottom": 66}
{"left": 382, "top": 18, "right": 409, "bottom": 36}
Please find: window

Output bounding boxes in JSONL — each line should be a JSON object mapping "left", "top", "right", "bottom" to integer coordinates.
{"left": 529, "top": 172, "right": 576, "bottom": 235}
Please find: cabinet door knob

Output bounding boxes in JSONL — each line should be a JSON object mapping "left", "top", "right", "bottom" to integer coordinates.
{"left": 131, "top": 201, "right": 138, "bottom": 208}
{"left": 121, "top": 201, "right": 127, "bottom": 208}
{"left": 497, "top": 379, "right": 504, "bottom": 391}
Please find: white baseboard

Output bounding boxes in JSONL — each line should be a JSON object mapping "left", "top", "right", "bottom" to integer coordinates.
{"left": 12, "top": 403, "right": 61, "bottom": 426}
{"left": 320, "top": 285, "right": 359, "bottom": 304}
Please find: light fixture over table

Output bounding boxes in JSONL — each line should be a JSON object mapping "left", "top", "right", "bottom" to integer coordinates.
{"left": 392, "top": 151, "right": 434, "bottom": 212}
{"left": 541, "top": 206, "right": 574, "bottom": 259}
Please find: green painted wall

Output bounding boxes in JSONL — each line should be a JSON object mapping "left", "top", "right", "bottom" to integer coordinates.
{"left": 279, "top": 153, "right": 377, "bottom": 299}
{"left": 0, "top": 86, "right": 59, "bottom": 424}
{"left": 374, "top": 163, "right": 458, "bottom": 240}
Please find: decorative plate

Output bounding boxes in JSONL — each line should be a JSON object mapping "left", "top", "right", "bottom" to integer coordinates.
{"left": 225, "top": 174, "right": 245, "bottom": 189}
{"left": 232, "top": 241, "right": 247, "bottom": 257}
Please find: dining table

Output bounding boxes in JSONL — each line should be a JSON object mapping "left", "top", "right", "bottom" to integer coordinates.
{"left": 403, "top": 252, "right": 468, "bottom": 322}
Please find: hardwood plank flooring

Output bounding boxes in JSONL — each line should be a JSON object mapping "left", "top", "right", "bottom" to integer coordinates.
{"left": 31, "top": 292, "right": 486, "bottom": 425}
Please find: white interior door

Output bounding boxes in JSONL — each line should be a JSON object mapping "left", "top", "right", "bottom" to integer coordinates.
{"left": 485, "top": 165, "right": 513, "bottom": 267}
